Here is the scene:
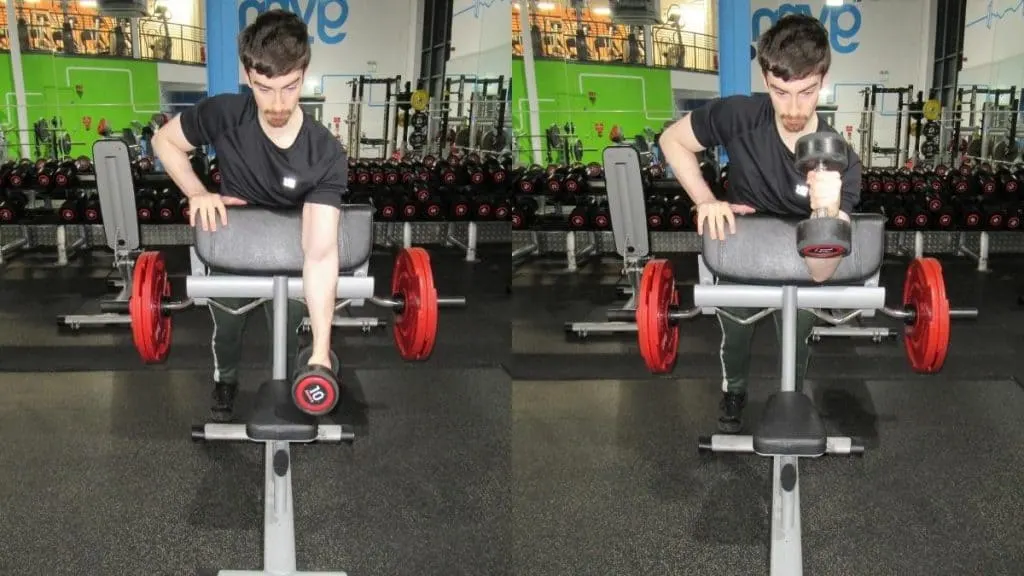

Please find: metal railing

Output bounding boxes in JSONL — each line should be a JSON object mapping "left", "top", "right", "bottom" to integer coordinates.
{"left": 512, "top": 14, "right": 718, "bottom": 73}
{"left": 0, "top": 13, "right": 205, "bottom": 66}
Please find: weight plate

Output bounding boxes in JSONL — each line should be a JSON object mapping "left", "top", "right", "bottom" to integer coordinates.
{"left": 392, "top": 247, "right": 438, "bottom": 360}
{"left": 408, "top": 132, "right": 426, "bottom": 148}
{"left": 410, "top": 111, "right": 428, "bottom": 130}
{"left": 902, "top": 257, "right": 950, "bottom": 373}
{"left": 130, "top": 251, "right": 172, "bottom": 363}
{"left": 922, "top": 121, "right": 940, "bottom": 138}
{"left": 922, "top": 99, "right": 941, "bottom": 122}
{"left": 410, "top": 89, "right": 429, "bottom": 111}
{"left": 637, "top": 259, "right": 680, "bottom": 373}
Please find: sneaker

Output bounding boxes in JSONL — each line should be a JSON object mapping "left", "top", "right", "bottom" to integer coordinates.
{"left": 717, "top": 391, "right": 747, "bottom": 434}
{"left": 210, "top": 381, "right": 239, "bottom": 422}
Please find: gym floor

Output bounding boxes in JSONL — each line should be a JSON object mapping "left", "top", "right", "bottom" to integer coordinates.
{"left": 510, "top": 252, "right": 1024, "bottom": 576}
{"left": 4, "top": 245, "right": 1023, "bottom": 575}
{"left": 0, "top": 244, "right": 511, "bottom": 576}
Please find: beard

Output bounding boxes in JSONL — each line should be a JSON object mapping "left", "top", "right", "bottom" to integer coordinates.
{"left": 264, "top": 109, "right": 293, "bottom": 128}
{"left": 781, "top": 115, "right": 810, "bottom": 133}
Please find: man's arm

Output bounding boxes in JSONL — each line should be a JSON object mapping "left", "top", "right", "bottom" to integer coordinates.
{"left": 301, "top": 150, "right": 348, "bottom": 365}
{"left": 802, "top": 149, "right": 862, "bottom": 282}
{"left": 658, "top": 95, "right": 756, "bottom": 205}
{"left": 151, "top": 94, "right": 244, "bottom": 199}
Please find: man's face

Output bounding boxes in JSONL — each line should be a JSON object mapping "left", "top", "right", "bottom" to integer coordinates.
{"left": 247, "top": 69, "right": 304, "bottom": 129}
{"left": 764, "top": 72, "right": 824, "bottom": 134}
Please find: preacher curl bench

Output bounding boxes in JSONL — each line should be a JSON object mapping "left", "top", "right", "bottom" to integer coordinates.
{"left": 613, "top": 213, "right": 977, "bottom": 575}
{"left": 112, "top": 205, "right": 464, "bottom": 575}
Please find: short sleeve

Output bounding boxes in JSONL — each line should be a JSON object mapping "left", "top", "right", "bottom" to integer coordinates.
{"left": 688, "top": 95, "right": 764, "bottom": 149}
{"left": 178, "top": 93, "right": 250, "bottom": 148}
{"left": 305, "top": 141, "right": 348, "bottom": 209}
{"left": 840, "top": 147, "right": 862, "bottom": 214}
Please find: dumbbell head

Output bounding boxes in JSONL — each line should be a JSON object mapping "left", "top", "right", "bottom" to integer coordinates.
{"left": 795, "top": 132, "right": 849, "bottom": 173}
{"left": 292, "top": 367, "right": 340, "bottom": 416}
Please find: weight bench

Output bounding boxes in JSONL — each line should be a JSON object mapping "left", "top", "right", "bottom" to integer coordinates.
{"left": 566, "top": 146, "right": 649, "bottom": 337}
{"left": 58, "top": 139, "right": 140, "bottom": 329}
{"left": 695, "top": 214, "right": 887, "bottom": 575}
{"left": 188, "top": 205, "right": 375, "bottom": 576}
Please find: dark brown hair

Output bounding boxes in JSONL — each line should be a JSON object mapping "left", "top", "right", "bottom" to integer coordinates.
{"left": 756, "top": 14, "right": 830, "bottom": 82}
{"left": 238, "top": 9, "right": 311, "bottom": 78}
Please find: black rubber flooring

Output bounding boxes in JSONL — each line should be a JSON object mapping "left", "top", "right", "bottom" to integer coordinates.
{"left": 4, "top": 244, "right": 1024, "bottom": 575}
{"left": 510, "top": 252, "right": 1024, "bottom": 575}
{"left": 0, "top": 244, "right": 512, "bottom": 576}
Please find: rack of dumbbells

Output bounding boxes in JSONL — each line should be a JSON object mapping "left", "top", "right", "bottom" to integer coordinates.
{"left": 510, "top": 153, "right": 721, "bottom": 270}
{"left": 0, "top": 156, "right": 98, "bottom": 266}
{"left": 346, "top": 151, "right": 513, "bottom": 262}
{"left": 510, "top": 154, "right": 1024, "bottom": 266}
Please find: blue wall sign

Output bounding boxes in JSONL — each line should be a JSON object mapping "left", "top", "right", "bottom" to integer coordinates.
{"left": 751, "top": 3, "right": 862, "bottom": 54}
{"left": 237, "top": 0, "right": 350, "bottom": 45}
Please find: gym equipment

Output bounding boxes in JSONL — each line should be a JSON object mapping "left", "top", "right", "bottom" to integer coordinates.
{"left": 608, "top": 214, "right": 977, "bottom": 574}
{"left": 292, "top": 347, "right": 341, "bottom": 416}
{"left": 614, "top": 214, "right": 977, "bottom": 371}
{"left": 410, "top": 89, "right": 429, "bottom": 111}
{"left": 857, "top": 84, "right": 918, "bottom": 168}
{"left": 794, "top": 133, "right": 852, "bottom": 258}
{"left": 99, "top": 204, "right": 467, "bottom": 575}
{"left": 106, "top": 210, "right": 464, "bottom": 364}
{"left": 565, "top": 146, "right": 669, "bottom": 337}
{"left": 57, "top": 140, "right": 142, "bottom": 329}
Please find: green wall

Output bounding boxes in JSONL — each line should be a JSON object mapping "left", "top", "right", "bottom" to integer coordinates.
{"left": 511, "top": 59, "right": 676, "bottom": 164}
{"left": 0, "top": 54, "right": 161, "bottom": 160}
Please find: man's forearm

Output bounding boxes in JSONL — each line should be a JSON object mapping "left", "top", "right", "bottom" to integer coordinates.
{"left": 803, "top": 210, "right": 850, "bottom": 282}
{"left": 658, "top": 135, "right": 717, "bottom": 205}
{"left": 303, "top": 251, "right": 339, "bottom": 360}
{"left": 151, "top": 135, "right": 209, "bottom": 198}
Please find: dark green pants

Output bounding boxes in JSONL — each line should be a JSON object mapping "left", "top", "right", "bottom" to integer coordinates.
{"left": 716, "top": 306, "right": 816, "bottom": 395}
{"left": 207, "top": 272, "right": 306, "bottom": 384}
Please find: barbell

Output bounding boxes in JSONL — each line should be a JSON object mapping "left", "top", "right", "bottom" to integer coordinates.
{"left": 103, "top": 248, "right": 465, "bottom": 364}
{"left": 609, "top": 257, "right": 977, "bottom": 374}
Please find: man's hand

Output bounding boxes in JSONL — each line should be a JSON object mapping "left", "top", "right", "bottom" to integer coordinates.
{"left": 189, "top": 191, "right": 248, "bottom": 231}
{"left": 302, "top": 203, "right": 341, "bottom": 370}
{"left": 695, "top": 200, "right": 756, "bottom": 240}
{"left": 806, "top": 170, "right": 842, "bottom": 217}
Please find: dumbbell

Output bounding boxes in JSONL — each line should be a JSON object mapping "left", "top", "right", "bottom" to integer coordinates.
{"left": 292, "top": 346, "right": 341, "bottom": 416}
{"left": 794, "top": 133, "right": 852, "bottom": 258}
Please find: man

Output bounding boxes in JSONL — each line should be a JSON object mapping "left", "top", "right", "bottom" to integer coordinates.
{"left": 152, "top": 9, "right": 346, "bottom": 421}
{"left": 658, "top": 14, "right": 862, "bottom": 433}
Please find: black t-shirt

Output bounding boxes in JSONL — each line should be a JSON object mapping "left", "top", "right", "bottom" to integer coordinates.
{"left": 689, "top": 93, "right": 861, "bottom": 216}
{"left": 179, "top": 93, "right": 348, "bottom": 209}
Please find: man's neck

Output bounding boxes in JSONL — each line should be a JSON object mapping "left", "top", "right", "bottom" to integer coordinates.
{"left": 261, "top": 108, "right": 305, "bottom": 149}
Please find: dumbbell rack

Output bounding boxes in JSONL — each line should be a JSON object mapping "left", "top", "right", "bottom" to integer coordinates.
{"left": 566, "top": 146, "right": 648, "bottom": 337}
{"left": 57, "top": 139, "right": 140, "bottom": 329}
{"left": 0, "top": 187, "right": 90, "bottom": 267}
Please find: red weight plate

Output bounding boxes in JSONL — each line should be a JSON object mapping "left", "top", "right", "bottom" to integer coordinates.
{"left": 902, "top": 257, "right": 950, "bottom": 373}
{"left": 637, "top": 260, "right": 680, "bottom": 373}
{"left": 130, "top": 251, "right": 173, "bottom": 363}
{"left": 391, "top": 247, "right": 439, "bottom": 360}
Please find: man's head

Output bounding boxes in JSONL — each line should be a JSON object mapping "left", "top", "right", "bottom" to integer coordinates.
{"left": 756, "top": 14, "right": 830, "bottom": 134}
{"left": 238, "top": 9, "right": 311, "bottom": 128}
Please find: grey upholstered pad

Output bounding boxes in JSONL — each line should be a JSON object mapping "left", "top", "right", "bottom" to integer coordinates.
{"left": 194, "top": 205, "right": 374, "bottom": 275}
{"left": 701, "top": 213, "right": 885, "bottom": 285}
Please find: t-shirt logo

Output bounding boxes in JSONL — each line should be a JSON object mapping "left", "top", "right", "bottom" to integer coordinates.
{"left": 794, "top": 184, "right": 809, "bottom": 197}
{"left": 283, "top": 176, "right": 296, "bottom": 189}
